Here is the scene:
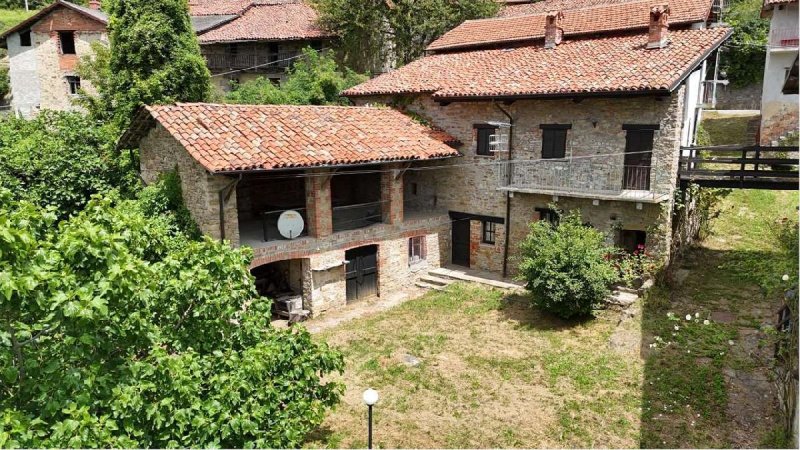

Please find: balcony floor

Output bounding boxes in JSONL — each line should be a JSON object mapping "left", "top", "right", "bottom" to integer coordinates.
{"left": 500, "top": 185, "right": 671, "bottom": 203}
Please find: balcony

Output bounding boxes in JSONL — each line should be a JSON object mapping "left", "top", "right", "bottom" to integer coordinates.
{"left": 769, "top": 27, "right": 799, "bottom": 50}
{"left": 203, "top": 51, "right": 296, "bottom": 71}
{"left": 495, "top": 159, "right": 670, "bottom": 203}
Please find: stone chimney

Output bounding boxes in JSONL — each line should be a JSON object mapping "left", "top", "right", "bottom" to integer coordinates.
{"left": 647, "top": 4, "right": 670, "bottom": 49}
{"left": 88, "top": 0, "right": 101, "bottom": 10}
{"left": 544, "top": 11, "right": 564, "bottom": 49}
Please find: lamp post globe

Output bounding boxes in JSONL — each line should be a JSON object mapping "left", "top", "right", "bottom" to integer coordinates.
{"left": 363, "top": 388, "right": 379, "bottom": 406}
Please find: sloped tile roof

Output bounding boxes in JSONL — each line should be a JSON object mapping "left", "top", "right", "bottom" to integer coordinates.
{"left": 499, "top": 0, "right": 650, "bottom": 17}
{"left": 191, "top": 14, "right": 238, "bottom": 33}
{"left": 188, "top": 0, "right": 252, "bottom": 16}
{"left": 197, "top": 0, "right": 332, "bottom": 43}
{"left": 429, "top": 0, "right": 713, "bottom": 52}
{"left": 125, "top": 104, "right": 461, "bottom": 173}
{"left": 344, "top": 27, "right": 732, "bottom": 100}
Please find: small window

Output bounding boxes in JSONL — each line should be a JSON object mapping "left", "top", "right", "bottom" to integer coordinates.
{"left": 619, "top": 230, "right": 647, "bottom": 254}
{"left": 540, "top": 124, "right": 571, "bottom": 159}
{"left": 481, "top": 221, "right": 496, "bottom": 245}
{"left": 59, "top": 31, "right": 76, "bottom": 55}
{"left": 409, "top": 236, "right": 426, "bottom": 265}
{"left": 66, "top": 76, "right": 81, "bottom": 95}
{"left": 535, "top": 207, "right": 559, "bottom": 226}
{"left": 474, "top": 124, "right": 497, "bottom": 156}
{"left": 19, "top": 30, "right": 31, "bottom": 47}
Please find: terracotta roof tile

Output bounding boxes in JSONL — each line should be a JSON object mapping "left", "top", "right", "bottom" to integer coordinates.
{"left": 500, "top": 0, "right": 651, "bottom": 17}
{"left": 428, "top": 0, "right": 713, "bottom": 52}
{"left": 197, "top": 0, "right": 332, "bottom": 43}
{"left": 345, "top": 27, "right": 732, "bottom": 99}
{"left": 133, "top": 104, "right": 461, "bottom": 172}
{"left": 189, "top": 0, "right": 252, "bottom": 16}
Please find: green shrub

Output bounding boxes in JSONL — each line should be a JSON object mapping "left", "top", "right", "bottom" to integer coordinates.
{"left": 517, "top": 212, "right": 619, "bottom": 319}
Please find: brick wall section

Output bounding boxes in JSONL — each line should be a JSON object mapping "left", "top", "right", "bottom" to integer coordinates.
{"left": 381, "top": 163, "right": 404, "bottom": 224}
{"left": 305, "top": 169, "right": 333, "bottom": 238}
{"left": 139, "top": 124, "right": 240, "bottom": 244}
{"left": 353, "top": 89, "right": 686, "bottom": 271}
{"left": 761, "top": 104, "right": 799, "bottom": 144}
{"left": 469, "top": 220, "right": 505, "bottom": 272}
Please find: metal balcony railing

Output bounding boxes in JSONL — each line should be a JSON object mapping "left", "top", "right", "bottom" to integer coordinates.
{"left": 770, "top": 27, "right": 799, "bottom": 49}
{"left": 495, "top": 159, "right": 668, "bottom": 200}
{"left": 332, "top": 201, "right": 384, "bottom": 233}
{"left": 202, "top": 52, "right": 300, "bottom": 71}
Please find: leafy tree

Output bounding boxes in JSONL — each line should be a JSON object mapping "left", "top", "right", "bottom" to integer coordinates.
{"left": 225, "top": 48, "right": 367, "bottom": 105}
{"left": 517, "top": 211, "right": 619, "bottom": 319}
{"left": 0, "top": 111, "right": 136, "bottom": 219}
{"left": 313, "top": 0, "right": 499, "bottom": 73}
{"left": 0, "top": 67, "right": 9, "bottom": 100}
{"left": 0, "top": 186, "right": 344, "bottom": 448}
{"left": 106, "top": 0, "right": 211, "bottom": 130}
{"left": 721, "top": 0, "right": 769, "bottom": 87}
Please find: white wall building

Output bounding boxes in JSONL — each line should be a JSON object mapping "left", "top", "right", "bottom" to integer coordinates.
{"left": 760, "top": 0, "right": 799, "bottom": 144}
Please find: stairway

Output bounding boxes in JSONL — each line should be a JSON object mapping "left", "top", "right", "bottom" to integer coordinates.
{"left": 414, "top": 273, "right": 454, "bottom": 291}
{"left": 415, "top": 265, "right": 525, "bottom": 292}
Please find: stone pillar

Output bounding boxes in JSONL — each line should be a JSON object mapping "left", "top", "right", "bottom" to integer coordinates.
{"left": 381, "top": 164, "right": 404, "bottom": 224}
{"left": 305, "top": 169, "right": 333, "bottom": 238}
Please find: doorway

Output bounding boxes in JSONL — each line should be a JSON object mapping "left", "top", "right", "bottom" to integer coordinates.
{"left": 345, "top": 245, "right": 378, "bottom": 302}
{"left": 623, "top": 128, "right": 655, "bottom": 190}
{"left": 451, "top": 219, "right": 470, "bottom": 267}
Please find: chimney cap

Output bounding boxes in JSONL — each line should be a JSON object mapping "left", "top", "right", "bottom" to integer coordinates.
{"left": 88, "top": 0, "right": 101, "bottom": 10}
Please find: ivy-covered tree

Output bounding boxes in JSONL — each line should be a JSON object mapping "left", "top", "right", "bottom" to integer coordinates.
{"left": 312, "top": 0, "right": 498, "bottom": 73}
{"left": 0, "top": 184, "right": 344, "bottom": 448}
{"left": 721, "top": 0, "right": 769, "bottom": 87}
{"left": 106, "top": 0, "right": 211, "bottom": 130}
{"left": 225, "top": 48, "right": 367, "bottom": 105}
{"left": 0, "top": 111, "right": 136, "bottom": 219}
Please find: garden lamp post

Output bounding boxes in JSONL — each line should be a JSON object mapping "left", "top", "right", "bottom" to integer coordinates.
{"left": 362, "top": 388, "right": 379, "bottom": 449}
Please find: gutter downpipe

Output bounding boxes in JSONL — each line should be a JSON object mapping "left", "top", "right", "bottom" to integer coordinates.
{"left": 494, "top": 101, "right": 514, "bottom": 278}
{"left": 218, "top": 174, "right": 243, "bottom": 242}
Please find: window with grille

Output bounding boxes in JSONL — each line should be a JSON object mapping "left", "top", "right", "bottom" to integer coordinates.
{"left": 474, "top": 124, "right": 497, "bottom": 156}
{"left": 66, "top": 76, "right": 81, "bottom": 95}
{"left": 540, "top": 124, "right": 571, "bottom": 159}
{"left": 482, "top": 221, "right": 496, "bottom": 245}
{"left": 20, "top": 30, "right": 31, "bottom": 47}
{"left": 408, "top": 236, "right": 426, "bottom": 265}
{"left": 59, "top": 31, "right": 76, "bottom": 54}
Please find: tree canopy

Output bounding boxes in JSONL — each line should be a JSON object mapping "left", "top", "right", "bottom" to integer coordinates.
{"left": 0, "top": 181, "right": 344, "bottom": 448}
{"left": 312, "top": 0, "right": 498, "bottom": 73}
{"left": 225, "top": 48, "right": 367, "bottom": 105}
{"left": 721, "top": 0, "right": 769, "bottom": 87}
{"left": 105, "top": 0, "right": 211, "bottom": 130}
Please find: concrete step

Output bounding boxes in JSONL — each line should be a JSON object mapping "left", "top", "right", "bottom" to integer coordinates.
{"left": 418, "top": 274, "right": 453, "bottom": 287}
{"left": 415, "top": 280, "right": 447, "bottom": 291}
{"left": 429, "top": 267, "right": 524, "bottom": 291}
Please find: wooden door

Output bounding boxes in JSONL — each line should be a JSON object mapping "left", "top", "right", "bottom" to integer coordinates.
{"left": 623, "top": 130, "right": 654, "bottom": 190}
{"left": 451, "top": 220, "right": 470, "bottom": 267}
{"left": 345, "top": 245, "right": 378, "bottom": 302}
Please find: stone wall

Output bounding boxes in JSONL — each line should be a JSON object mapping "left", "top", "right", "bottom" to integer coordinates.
{"left": 139, "top": 124, "right": 240, "bottom": 244}
{"left": 715, "top": 83, "right": 762, "bottom": 110}
{"left": 353, "top": 90, "right": 687, "bottom": 272}
{"left": 469, "top": 219, "right": 505, "bottom": 272}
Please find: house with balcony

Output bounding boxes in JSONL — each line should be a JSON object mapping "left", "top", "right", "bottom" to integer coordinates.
{"left": 344, "top": 0, "right": 732, "bottom": 275}
{"left": 120, "top": 103, "right": 462, "bottom": 317}
{"left": 759, "top": 0, "right": 799, "bottom": 144}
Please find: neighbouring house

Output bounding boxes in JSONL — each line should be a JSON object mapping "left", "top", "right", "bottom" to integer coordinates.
{"left": 0, "top": 0, "right": 333, "bottom": 117}
{"left": 343, "top": 0, "right": 731, "bottom": 276}
{"left": 759, "top": 0, "right": 799, "bottom": 144}
{"left": 120, "top": 103, "right": 462, "bottom": 316}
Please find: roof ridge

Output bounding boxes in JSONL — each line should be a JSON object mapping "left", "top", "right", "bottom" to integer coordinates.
{"left": 169, "top": 102, "right": 391, "bottom": 111}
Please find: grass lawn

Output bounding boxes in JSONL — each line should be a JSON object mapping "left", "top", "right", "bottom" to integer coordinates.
{"left": 306, "top": 190, "right": 796, "bottom": 448}
{"left": 308, "top": 284, "right": 645, "bottom": 448}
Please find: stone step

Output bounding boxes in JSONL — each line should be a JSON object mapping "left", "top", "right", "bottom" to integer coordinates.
{"left": 607, "top": 290, "right": 639, "bottom": 307}
{"left": 428, "top": 267, "right": 524, "bottom": 291}
{"left": 419, "top": 275, "right": 453, "bottom": 287}
{"left": 415, "top": 280, "right": 447, "bottom": 291}
{"left": 613, "top": 285, "right": 639, "bottom": 295}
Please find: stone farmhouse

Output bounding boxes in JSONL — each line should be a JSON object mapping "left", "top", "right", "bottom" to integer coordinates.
{"left": 0, "top": 0, "right": 333, "bottom": 117}
{"left": 122, "top": 0, "right": 733, "bottom": 318}
{"left": 759, "top": 0, "right": 798, "bottom": 145}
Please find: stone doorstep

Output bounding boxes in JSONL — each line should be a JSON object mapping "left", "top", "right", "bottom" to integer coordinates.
{"left": 418, "top": 274, "right": 453, "bottom": 287}
{"left": 428, "top": 266, "right": 524, "bottom": 291}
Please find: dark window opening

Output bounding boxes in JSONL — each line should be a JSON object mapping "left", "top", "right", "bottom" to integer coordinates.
{"left": 227, "top": 43, "right": 239, "bottom": 58}
{"left": 535, "top": 207, "right": 559, "bottom": 226}
{"left": 20, "top": 29, "right": 31, "bottom": 47}
{"left": 66, "top": 76, "right": 81, "bottom": 95}
{"left": 474, "top": 124, "right": 497, "bottom": 156}
{"left": 331, "top": 168, "right": 382, "bottom": 232}
{"left": 482, "top": 221, "right": 496, "bottom": 244}
{"left": 540, "top": 124, "right": 571, "bottom": 159}
{"left": 236, "top": 172, "right": 307, "bottom": 243}
{"left": 310, "top": 40, "right": 323, "bottom": 51}
{"left": 59, "top": 31, "right": 76, "bottom": 54}
{"left": 269, "top": 43, "right": 279, "bottom": 62}
{"left": 619, "top": 229, "right": 647, "bottom": 254}
{"left": 622, "top": 127, "right": 656, "bottom": 190}
{"left": 409, "top": 236, "right": 426, "bottom": 264}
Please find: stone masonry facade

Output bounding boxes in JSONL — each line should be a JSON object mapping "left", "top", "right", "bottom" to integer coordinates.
{"left": 353, "top": 88, "right": 688, "bottom": 274}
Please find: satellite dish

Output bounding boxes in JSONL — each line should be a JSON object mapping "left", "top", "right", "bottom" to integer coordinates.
{"left": 277, "top": 210, "right": 305, "bottom": 239}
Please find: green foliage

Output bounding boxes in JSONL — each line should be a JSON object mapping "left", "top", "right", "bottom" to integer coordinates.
{"left": 136, "top": 170, "right": 202, "bottom": 240}
{"left": 517, "top": 212, "right": 619, "bottom": 319}
{"left": 616, "top": 250, "right": 658, "bottom": 288}
{"left": 0, "top": 67, "right": 9, "bottom": 100}
{"left": 0, "top": 191, "right": 344, "bottom": 448}
{"left": 721, "top": 0, "right": 769, "bottom": 87}
{"left": 225, "top": 48, "right": 367, "bottom": 105}
{"left": 0, "top": 8, "right": 37, "bottom": 35}
{"left": 313, "top": 0, "right": 498, "bottom": 73}
{"left": 106, "top": 0, "right": 211, "bottom": 131}
{"left": 0, "top": 110, "right": 136, "bottom": 219}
